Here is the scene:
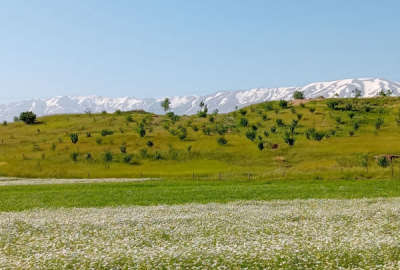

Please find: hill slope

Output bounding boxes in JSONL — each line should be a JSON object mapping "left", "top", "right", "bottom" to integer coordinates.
{"left": 1, "top": 78, "right": 399, "bottom": 121}
{"left": 1, "top": 96, "right": 400, "bottom": 180}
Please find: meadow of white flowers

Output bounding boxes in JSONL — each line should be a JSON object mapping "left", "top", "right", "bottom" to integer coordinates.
{"left": 1, "top": 198, "right": 400, "bottom": 269}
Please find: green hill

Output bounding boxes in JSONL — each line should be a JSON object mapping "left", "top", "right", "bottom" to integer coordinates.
{"left": 1, "top": 97, "right": 400, "bottom": 180}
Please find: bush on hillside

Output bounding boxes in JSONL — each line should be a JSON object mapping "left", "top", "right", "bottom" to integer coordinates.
{"left": 19, "top": 111, "right": 37, "bottom": 124}
{"left": 246, "top": 130, "right": 256, "bottom": 141}
{"left": 217, "top": 137, "right": 228, "bottom": 145}
{"left": 279, "top": 100, "right": 288, "bottom": 108}
{"left": 70, "top": 133, "right": 79, "bottom": 144}
{"left": 293, "top": 91, "right": 305, "bottom": 100}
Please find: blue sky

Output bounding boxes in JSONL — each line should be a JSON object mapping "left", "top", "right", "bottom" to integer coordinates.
{"left": 0, "top": 0, "right": 399, "bottom": 102}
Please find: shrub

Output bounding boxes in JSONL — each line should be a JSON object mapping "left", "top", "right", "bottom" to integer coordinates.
{"left": 178, "top": 127, "right": 187, "bottom": 140}
{"left": 192, "top": 125, "right": 199, "bottom": 132}
{"left": 296, "top": 113, "right": 303, "bottom": 120}
{"left": 353, "top": 121, "right": 360, "bottom": 130}
{"left": 245, "top": 130, "right": 256, "bottom": 141}
{"left": 101, "top": 129, "right": 114, "bottom": 136}
{"left": 126, "top": 115, "right": 134, "bottom": 122}
{"left": 161, "top": 98, "right": 171, "bottom": 112}
{"left": 326, "top": 100, "right": 339, "bottom": 110}
{"left": 198, "top": 110, "right": 207, "bottom": 118}
{"left": 209, "top": 116, "right": 215, "bottom": 123}
{"left": 19, "top": 111, "right": 37, "bottom": 124}
{"left": 70, "top": 133, "right": 79, "bottom": 144}
{"left": 309, "top": 107, "right": 316, "bottom": 113}
{"left": 13, "top": 116, "right": 19, "bottom": 122}
{"left": 264, "top": 103, "right": 273, "bottom": 111}
{"left": 293, "top": 91, "right": 305, "bottom": 99}
{"left": 270, "top": 126, "right": 277, "bottom": 133}
{"left": 103, "top": 151, "right": 113, "bottom": 163}
{"left": 283, "top": 131, "right": 295, "bottom": 146}
{"left": 263, "top": 131, "right": 269, "bottom": 137}
{"left": 349, "top": 130, "right": 355, "bottom": 137}
{"left": 239, "top": 109, "right": 247, "bottom": 116}
{"left": 251, "top": 124, "right": 258, "bottom": 131}
{"left": 377, "top": 156, "right": 389, "bottom": 168}
{"left": 262, "top": 114, "right": 268, "bottom": 121}
{"left": 305, "top": 128, "right": 325, "bottom": 141}
{"left": 86, "top": 132, "right": 92, "bottom": 138}
{"left": 120, "top": 145, "right": 127, "bottom": 153}
{"left": 86, "top": 153, "right": 92, "bottom": 161}
{"left": 335, "top": 117, "right": 344, "bottom": 125}
{"left": 115, "top": 110, "right": 122, "bottom": 115}
{"left": 348, "top": 112, "right": 355, "bottom": 119}
{"left": 153, "top": 151, "right": 163, "bottom": 160}
{"left": 217, "top": 137, "right": 228, "bottom": 145}
{"left": 146, "top": 140, "right": 154, "bottom": 147}
{"left": 257, "top": 142, "right": 264, "bottom": 151}
{"left": 70, "top": 152, "right": 79, "bottom": 162}
{"left": 138, "top": 126, "right": 146, "bottom": 137}
{"left": 2, "top": 121, "right": 7, "bottom": 126}
{"left": 96, "top": 138, "right": 103, "bottom": 145}
{"left": 276, "top": 119, "right": 285, "bottom": 127}
{"left": 279, "top": 100, "right": 288, "bottom": 108}
{"left": 375, "top": 118, "right": 384, "bottom": 130}
{"left": 202, "top": 126, "right": 211, "bottom": 135}
{"left": 239, "top": 118, "right": 248, "bottom": 127}
{"left": 123, "top": 154, "right": 133, "bottom": 164}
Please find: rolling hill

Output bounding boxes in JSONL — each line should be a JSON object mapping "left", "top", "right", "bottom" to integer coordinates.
{"left": 1, "top": 95, "right": 400, "bottom": 180}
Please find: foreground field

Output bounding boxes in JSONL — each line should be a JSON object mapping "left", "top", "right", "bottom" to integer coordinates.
{"left": 1, "top": 198, "right": 400, "bottom": 269}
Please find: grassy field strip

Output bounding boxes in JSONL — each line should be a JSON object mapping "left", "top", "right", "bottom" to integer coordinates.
{"left": 0, "top": 177, "right": 160, "bottom": 186}
{"left": 1, "top": 198, "right": 400, "bottom": 269}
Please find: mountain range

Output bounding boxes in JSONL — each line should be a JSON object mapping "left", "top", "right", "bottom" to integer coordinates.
{"left": 1, "top": 77, "right": 400, "bottom": 121}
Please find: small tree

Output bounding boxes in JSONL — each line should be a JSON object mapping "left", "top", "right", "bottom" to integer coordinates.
{"left": 246, "top": 130, "right": 256, "bottom": 141}
{"left": 70, "top": 152, "right": 79, "bottom": 162}
{"left": 377, "top": 156, "right": 389, "bottom": 168}
{"left": 70, "top": 133, "right": 79, "bottom": 144}
{"left": 279, "top": 100, "right": 288, "bottom": 108}
{"left": 239, "top": 118, "right": 248, "bottom": 127}
{"left": 375, "top": 118, "right": 384, "bottom": 130}
{"left": 138, "top": 126, "right": 146, "bottom": 137}
{"left": 161, "top": 98, "right": 171, "bottom": 112}
{"left": 257, "top": 141, "right": 264, "bottom": 151}
{"left": 120, "top": 144, "right": 127, "bottom": 153}
{"left": 359, "top": 154, "right": 369, "bottom": 173}
{"left": 217, "top": 137, "right": 228, "bottom": 145}
{"left": 293, "top": 91, "right": 305, "bottom": 100}
{"left": 19, "top": 111, "right": 37, "bottom": 124}
{"left": 104, "top": 151, "right": 113, "bottom": 163}
{"left": 283, "top": 131, "right": 295, "bottom": 146}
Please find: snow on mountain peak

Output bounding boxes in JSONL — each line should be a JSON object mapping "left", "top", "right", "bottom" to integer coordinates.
{"left": 1, "top": 78, "right": 399, "bottom": 121}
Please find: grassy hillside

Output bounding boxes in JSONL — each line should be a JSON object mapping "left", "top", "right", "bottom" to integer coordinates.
{"left": 1, "top": 97, "right": 400, "bottom": 179}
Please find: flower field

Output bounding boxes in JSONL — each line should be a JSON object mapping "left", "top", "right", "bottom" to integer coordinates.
{"left": 1, "top": 198, "right": 400, "bottom": 269}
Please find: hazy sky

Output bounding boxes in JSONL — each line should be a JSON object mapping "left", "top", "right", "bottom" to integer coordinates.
{"left": 1, "top": 0, "right": 399, "bottom": 102}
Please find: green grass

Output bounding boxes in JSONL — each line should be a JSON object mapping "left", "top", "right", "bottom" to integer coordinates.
{"left": 1, "top": 96, "right": 400, "bottom": 179}
{"left": 2, "top": 178, "right": 400, "bottom": 212}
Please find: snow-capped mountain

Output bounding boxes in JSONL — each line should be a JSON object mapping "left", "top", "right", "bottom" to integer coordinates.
{"left": 1, "top": 78, "right": 400, "bottom": 121}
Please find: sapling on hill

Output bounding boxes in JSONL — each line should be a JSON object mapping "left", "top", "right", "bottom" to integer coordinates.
{"left": 161, "top": 98, "right": 171, "bottom": 112}
{"left": 257, "top": 141, "right": 264, "bottom": 151}
{"left": 375, "top": 118, "right": 384, "bottom": 130}
{"left": 283, "top": 131, "right": 295, "bottom": 146}
{"left": 217, "top": 137, "right": 227, "bottom": 145}
{"left": 246, "top": 130, "right": 256, "bottom": 141}
{"left": 147, "top": 140, "right": 154, "bottom": 147}
{"left": 279, "top": 100, "right": 288, "bottom": 108}
{"left": 239, "top": 118, "right": 248, "bottom": 127}
{"left": 70, "top": 133, "right": 79, "bottom": 144}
